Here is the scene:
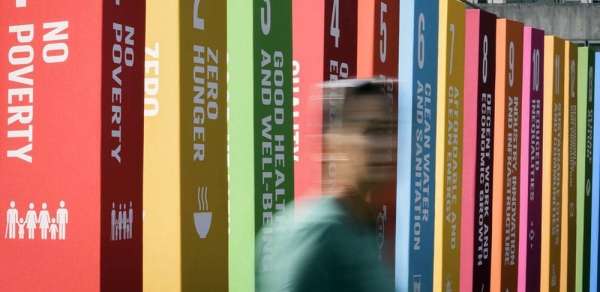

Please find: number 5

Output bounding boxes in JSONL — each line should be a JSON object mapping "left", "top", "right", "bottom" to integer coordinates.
{"left": 379, "top": 2, "right": 387, "bottom": 63}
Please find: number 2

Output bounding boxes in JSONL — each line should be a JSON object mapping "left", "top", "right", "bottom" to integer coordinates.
{"left": 193, "top": 0, "right": 204, "bottom": 30}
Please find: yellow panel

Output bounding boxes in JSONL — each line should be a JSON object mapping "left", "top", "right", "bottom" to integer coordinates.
{"left": 143, "top": 1, "right": 181, "bottom": 291}
{"left": 144, "top": 1, "right": 228, "bottom": 290}
{"left": 561, "top": 40, "right": 578, "bottom": 292}
{"left": 434, "top": 1, "right": 465, "bottom": 291}
{"left": 541, "top": 35, "right": 565, "bottom": 292}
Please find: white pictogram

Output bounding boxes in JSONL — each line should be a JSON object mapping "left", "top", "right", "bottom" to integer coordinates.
{"left": 111, "top": 201, "right": 133, "bottom": 241}
{"left": 445, "top": 273, "right": 452, "bottom": 292}
{"left": 50, "top": 218, "right": 58, "bottom": 240}
{"left": 551, "top": 264, "right": 557, "bottom": 286}
{"left": 586, "top": 179, "right": 591, "bottom": 197}
{"left": 4, "top": 201, "right": 68, "bottom": 241}
{"left": 5, "top": 201, "right": 18, "bottom": 239}
{"left": 39, "top": 203, "right": 51, "bottom": 240}
{"left": 57, "top": 201, "right": 68, "bottom": 240}
{"left": 194, "top": 187, "right": 212, "bottom": 239}
{"left": 25, "top": 203, "right": 37, "bottom": 239}
{"left": 412, "top": 275, "right": 422, "bottom": 292}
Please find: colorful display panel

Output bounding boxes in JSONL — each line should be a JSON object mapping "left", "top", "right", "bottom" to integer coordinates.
{"left": 322, "top": 0, "right": 358, "bottom": 193}
{"left": 460, "top": 9, "right": 497, "bottom": 292}
{"left": 576, "top": 46, "right": 595, "bottom": 292}
{"left": 434, "top": 0, "right": 465, "bottom": 291}
{"left": 397, "top": 0, "right": 439, "bottom": 290}
{"left": 518, "top": 26, "right": 544, "bottom": 292}
{"left": 143, "top": 0, "right": 228, "bottom": 291}
{"left": 541, "top": 35, "right": 565, "bottom": 292}
{"left": 227, "top": 0, "right": 294, "bottom": 291}
{"left": 355, "top": 0, "right": 399, "bottom": 278}
{"left": 591, "top": 51, "right": 600, "bottom": 292}
{"left": 490, "top": 18, "right": 524, "bottom": 292}
{"left": 292, "top": 0, "right": 324, "bottom": 205}
{"left": 0, "top": 0, "right": 145, "bottom": 290}
{"left": 561, "top": 40, "right": 578, "bottom": 292}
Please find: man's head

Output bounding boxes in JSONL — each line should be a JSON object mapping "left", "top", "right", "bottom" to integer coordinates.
{"left": 323, "top": 80, "right": 397, "bottom": 196}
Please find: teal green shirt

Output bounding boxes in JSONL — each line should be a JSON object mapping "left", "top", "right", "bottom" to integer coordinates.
{"left": 257, "top": 196, "right": 394, "bottom": 292}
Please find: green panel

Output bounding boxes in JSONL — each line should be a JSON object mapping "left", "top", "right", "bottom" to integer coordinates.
{"left": 228, "top": 0, "right": 256, "bottom": 290}
{"left": 252, "top": 0, "right": 295, "bottom": 280}
{"left": 228, "top": 0, "right": 294, "bottom": 291}
{"left": 576, "top": 47, "right": 594, "bottom": 292}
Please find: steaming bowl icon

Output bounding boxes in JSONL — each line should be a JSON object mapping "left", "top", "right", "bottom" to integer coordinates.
{"left": 194, "top": 212, "right": 212, "bottom": 238}
{"left": 195, "top": 187, "right": 212, "bottom": 238}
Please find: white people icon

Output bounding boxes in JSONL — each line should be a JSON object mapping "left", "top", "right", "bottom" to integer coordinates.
{"left": 5, "top": 201, "right": 18, "bottom": 239}
{"left": 4, "top": 201, "right": 69, "bottom": 241}
{"left": 56, "top": 201, "right": 68, "bottom": 240}
{"left": 111, "top": 201, "right": 133, "bottom": 241}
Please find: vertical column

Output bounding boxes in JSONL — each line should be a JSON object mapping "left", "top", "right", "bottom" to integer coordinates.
{"left": 354, "top": 0, "right": 399, "bottom": 277}
{"left": 0, "top": 1, "right": 101, "bottom": 290}
{"left": 292, "top": 0, "right": 324, "bottom": 205}
{"left": 143, "top": 0, "right": 181, "bottom": 290}
{"left": 490, "top": 18, "right": 523, "bottom": 292}
{"left": 180, "top": 0, "right": 228, "bottom": 290}
{"left": 227, "top": 0, "right": 255, "bottom": 289}
{"left": 0, "top": 0, "right": 146, "bottom": 290}
{"left": 434, "top": 0, "right": 465, "bottom": 291}
{"left": 591, "top": 51, "right": 600, "bottom": 292}
{"left": 252, "top": 0, "right": 294, "bottom": 287}
{"left": 227, "top": 0, "right": 294, "bottom": 291}
{"left": 541, "top": 35, "right": 565, "bottom": 292}
{"left": 372, "top": 0, "right": 399, "bottom": 278}
{"left": 396, "top": 0, "right": 439, "bottom": 290}
{"left": 322, "top": 0, "right": 357, "bottom": 194}
{"left": 576, "top": 47, "right": 595, "bottom": 292}
{"left": 460, "top": 9, "right": 497, "bottom": 292}
{"left": 518, "top": 26, "right": 544, "bottom": 292}
{"left": 100, "top": 0, "right": 146, "bottom": 290}
{"left": 561, "top": 40, "right": 578, "bottom": 292}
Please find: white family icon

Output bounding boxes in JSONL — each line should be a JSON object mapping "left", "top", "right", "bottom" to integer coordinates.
{"left": 111, "top": 202, "right": 133, "bottom": 241}
{"left": 5, "top": 201, "right": 69, "bottom": 241}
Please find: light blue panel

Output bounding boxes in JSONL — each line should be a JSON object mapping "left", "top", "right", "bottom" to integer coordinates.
{"left": 397, "top": 0, "right": 438, "bottom": 291}
{"left": 591, "top": 52, "right": 600, "bottom": 291}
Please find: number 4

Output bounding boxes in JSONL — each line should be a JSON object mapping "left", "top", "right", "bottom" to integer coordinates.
{"left": 330, "top": 0, "right": 340, "bottom": 48}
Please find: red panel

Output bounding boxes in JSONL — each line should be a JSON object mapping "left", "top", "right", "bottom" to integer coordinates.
{"left": 100, "top": 0, "right": 145, "bottom": 290}
{"left": 0, "top": 1, "right": 144, "bottom": 291}
{"left": 292, "top": 0, "right": 324, "bottom": 203}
